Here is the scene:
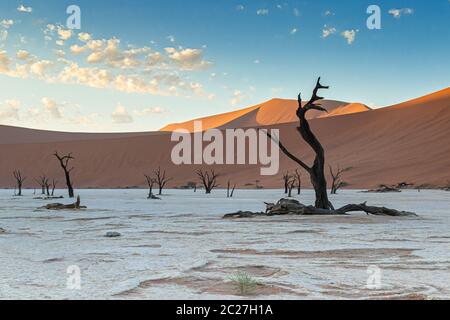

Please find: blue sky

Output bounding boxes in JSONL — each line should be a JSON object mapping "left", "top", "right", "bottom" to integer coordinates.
{"left": 0, "top": 0, "right": 449, "bottom": 132}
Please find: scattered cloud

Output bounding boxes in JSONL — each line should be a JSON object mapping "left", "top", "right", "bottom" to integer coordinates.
{"left": 293, "top": 8, "right": 300, "bottom": 17}
{"left": 341, "top": 29, "right": 358, "bottom": 45}
{"left": 133, "top": 107, "right": 165, "bottom": 116}
{"left": 1, "top": 19, "right": 14, "bottom": 29}
{"left": 17, "top": 5, "right": 33, "bottom": 13}
{"left": 236, "top": 5, "right": 245, "bottom": 11}
{"left": 322, "top": 26, "right": 336, "bottom": 38}
{"left": 111, "top": 104, "right": 133, "bottom": 124}
{"left": 164, "top": 47, "right": 213, "bottom": 71}
{"left": 388, "top": 8, "right": 414, "bottom": 18}
{"left": 230, "top": 90, "right": 245, "bottom": 106}
{"left": 167, "top": 35, "right": 176, "bottom": 43}
{"left": 256, "top": 9, "right": 269, "bottom": 16}
{"left": 41, "top": 97, "right": 63, "bottom": 119}
{"left": 0, "top": 99, "right": 20, "bottom": 121}
{"left": 290, "top": 28, "right": 298, "bottom": 35}
{"left": 16, "top": 50, "right": 30, "bottom": 60}
{"left": 0, "top": 51, "right": 10, "bottom": 72}
{"left": 323, "top": 10, "right": 335, "bottom": 17}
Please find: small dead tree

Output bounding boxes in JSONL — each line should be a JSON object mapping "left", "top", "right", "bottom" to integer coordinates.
{"left": 144, "top": 174, "right": 157, "bottom": 199}
{"left": 51, "top": 179, "right": 58, "bottom": 196}
{"left": 54, "top": 152, "right": 75, "bottom": 198}
{"left": 35, "top": 175, "right": 49, "bottom": 195}
{"left": 197, "top": 169, "right": 219, "bottom": 194}
{"left": 13, "top": 170, "right": 26, "bottom": 196}
{"left": 283, "top": 172, "right": 290, "bottom": 194}
{"left": 154, "top": 167, "right": 172, "bottom": 195}
{"left": 330, "top": 165, "right": 352, "bottom": 195}
{"left": 294, "top": 169, "right": 302, "bottom": 195}
{"left": 287, "top": 176, "right": 297, "bottom": 197}
{"left": 227, "top": 180, "right": 237, "bottom": 198}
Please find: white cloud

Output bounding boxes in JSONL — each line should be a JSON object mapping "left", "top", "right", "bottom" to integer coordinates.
{"left": 0, "top": 99, "right": 20, "bottom": 121}
{"left": 236, "top": 5, "right": 245, "bottom": 11}
{"left": 17, "top": 5, "right": 32, "bottom": 13}
{"left": 112, "top": 104, "right": 133, "bottom": 124}
{"left": 256, "top": 9, "right": 269, "bottom": 16}
{"left": 323, "top": 10, "right": 335, "bottom": 16}
{"left": 0, "top": 51, "right": 10, "bottom": 72}
{"left": 341, "top": 29, "right": 358, "bottom": 44}
{"left": 388, "top": 8, "right": 414, "bottom": 18}
{"left": 1, "top": 19, "right": 14, "bottom": 29}
{"left": 167, "top": 35, "right": 176, "bottom": 43}
{"left": 16, "top": 50, "right": 30, "bottom": 60}
{"left": 322, "top": 26, "right": 337, "bottom": 38}
{"left": 41, "top": 97, "right": 63, "bottom": 119}
{"left": 230, "top": 90, "right": 245, "bottom": 106}
{"left": 290, "top": 28, "right": 298, "bottom": 35}
{"left": 164, "top": 47, "right": 212, "bottom": 71}
{"left": 293, "top": 8, "right": 300, "bottom": 17}
{"left": 133, "top": 107, "right": 165, "bottom": 116}
{"left": 0, "top": 30, "right": 8, "bottom": 41}
{"left": 78, "top": 32, "right": 92, "bottom": 42}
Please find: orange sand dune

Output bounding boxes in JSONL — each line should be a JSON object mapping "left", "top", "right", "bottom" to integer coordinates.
{"left": 0, "top": 88, "right": 448, "bottom": 190}
{"left": 160, "top": 99, "right": 370, "bottom": 132}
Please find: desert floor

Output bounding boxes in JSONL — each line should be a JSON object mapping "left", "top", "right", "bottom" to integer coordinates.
{"left": 0, "top": 189, "right": 449, "bottom": 300}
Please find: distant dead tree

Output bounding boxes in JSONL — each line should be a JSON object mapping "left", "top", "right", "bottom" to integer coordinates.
{"left": 13, "top": 170, "right": 26, "bottom": 196}
{"left": 51, "top": 179, "right": 58, "bottom": 196}
{"left": 144, "top": 174, "right": 157, "bottom": 199}
{"left": 287, "top": 175, "right": 297, "bottom": 197}
{"left": 54, "top": 152, "right": 75, "bottom": 198}
{"left": 329, "top": 165, "right": 352, "bottom": 195}
{"left": 197, "top": 169, "right": 220, "bottom": 194}
{"left": 294, "top": 169, "right": 302, "bottom": 195}
{"left": 282, "top": 172, "right": 290, "bottom": 194}
{"left": 266, "top": 78, "right": 333, "bottom": 209}
{"left": 35, "top": 175, "right": 49, "bottom": 195}
{"left": 227, "top": 180, "right": 236, "bottom": 198}
{"left": 154, "top": 167, "right": 172, "bottom": 195}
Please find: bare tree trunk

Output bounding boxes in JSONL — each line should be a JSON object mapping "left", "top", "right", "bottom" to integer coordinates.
{"left": 51, "top": 179, "right": 57, "bottom": 196}
{"left": 54, "top": 152, "right": 75, "bottom": 198}
{"left": 283, "top": 172, "right": 289, "bottom": 194}
{"left": 266, "top": 78, "right": 333, "bottom": 210}
{"left": 13, "top": 170, "right": 26, "bottom": 196}
{"left": 295, "top": 169, "right": 302, "bottom": 195}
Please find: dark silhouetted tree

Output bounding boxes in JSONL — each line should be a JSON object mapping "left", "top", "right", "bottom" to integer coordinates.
{"left": 13, "top": 170, "right": 26, "bottom": 196}
{"left": 330, "top": 165, "right": 352, "bottom": 195}
{"left": 54, "top": 152, "right": 75, "bottom": 198}
{"left": 266, "top": 78, "right": 334, "bottom": 209}
{"left": 197, "top": 169, "right": 219, "bottom": 194}
{"left": 154, "top": 167, "right": 172, "bottom": 195}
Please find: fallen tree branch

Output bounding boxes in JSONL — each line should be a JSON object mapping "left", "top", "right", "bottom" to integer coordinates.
{"left": 41, "top": 195, "right": 86, "bottom": 210}
{"left": 224, "top": 198, "right": 417, "bottom": 218}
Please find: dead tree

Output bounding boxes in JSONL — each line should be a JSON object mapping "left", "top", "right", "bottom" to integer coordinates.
{"left": 154, "top": 167, "right": 172, "bottom": 195}
{"left": 54, "top": 152, "right": 75, "bottom": 198}
{"left": 144, "top": 174, "right": 157, "bottom": 199}
{"left": 227, "top": 180, "right": 237, "bottom": 198}
{"left": 287, "top": 176, "right": 297, "bottom": 197}
{"left": 294, "top": 169, "right": 302, "bottom": 195}
{"left": 282, "top": 172, "right": 290, "bottom": 194}
{"left": 51, "top": 179, "right": 58, "bottom": 196}
{"left": 197, "top": 169, "right": 219, "bottom": 194}
{"left": 35, "top": 175, "right": 49, "bottom": 195}
{"left": 267, "top": 78, "right": 333, "bottom": 209}
{"left": 330, "top": 165, "right": 352, "bottom": 195}
{"left": 13, "top": 170, "right": 26, "bottom": 196}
